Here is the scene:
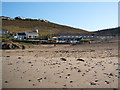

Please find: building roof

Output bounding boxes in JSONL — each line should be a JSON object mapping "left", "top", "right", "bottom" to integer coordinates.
{"left": 54, "top": 33, "right": 115, "bottom": 37}
{"left": 17, "top": 33, "right": 26, "bottom": 35}
{"left": 26, "top": 30, "right": 37, "bottom": 33}
{"left": 25, "top": 30, "right": 39, "bottom": 36}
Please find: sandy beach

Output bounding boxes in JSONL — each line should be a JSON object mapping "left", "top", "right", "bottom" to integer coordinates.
{"left": 2, "top": 41, "right": 119, "bottom": 88}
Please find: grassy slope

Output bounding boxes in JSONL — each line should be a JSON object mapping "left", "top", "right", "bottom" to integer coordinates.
{"left": 2, "top": 20, "right": 88, "bottom": 36}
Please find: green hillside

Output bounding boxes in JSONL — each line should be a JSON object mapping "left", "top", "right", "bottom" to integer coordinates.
{"left": 2, "top": 19, "right": 88, "bottom": 36}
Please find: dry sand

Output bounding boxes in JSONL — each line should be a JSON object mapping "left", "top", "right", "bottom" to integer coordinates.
{"left": 2, "top": 41, "right": 119, "bottom": 88}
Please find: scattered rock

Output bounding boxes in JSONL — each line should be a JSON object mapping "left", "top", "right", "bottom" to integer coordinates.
{"left": 37, "top": 78, "right": 42, "bottom": 82}
{"left": 109, "top": 73, "right": 113, "bottom": 76}
{"left": 59, "top": 76, "right": 62, "bottom": 78}
{"left": 94, "top": 71, "right": 97, "bottom": 73}
{"left": 1, "top": 43, "right": 23, "bottom": 49}
{"left": 28, "top": 80, "right": 31, "bottom": 82}
{"left": 21, "top": 45, "right": 25, "bottom": 49}
{"left": 69, "top": 63, "right": 72, "bottom": 65}
{"left": 63, "top": 84, "right": 67, "bottom": 87}
{"left": 55, "top": 82, "right": 57, "bottom": 84}
{"left": 102, "top": 69, "right": 105, "bottom": 70}
{"left": 32, "top": 84, "right": 36, "bottom": 86}
{"left": 65, "top": 77, "right": 68, "bottom": 79}
{"left": 95, "top": 80, "right": 98, "bottom": 82}
{"left": 2, "top": 43, "right": 11, "bottom": 49}
{"left": 67, "top": 74, "right": 71, "bottom": 76}
{"left": 8, "top": 63, "right": 12, "bottom": 65}
{"left": 70, "top": 81, "right": 73, "bottom": 83}
{"left": 28, "top": 61, "right": 32, "bottom": 64}
{"left": 77, "top": 59, "right": 85, "bottom": 62}
{"left": 60, "top": 58, "right": 66, "bottom": 61}
{"left": 82, "top": 74, "right": 84, "bottom": 76}
{"left": 105, "top": 81, "right": 110, "bottom": 84}
{"left": 77, "top": 69, "right": 81, "bottom": 72}
{"left": 18, "top": 57, "right": 21, "bottom": 59}
{"left": 74, "top": 67, "right": 77, "bottom": 69}
{"left": 4, "top": 81, "right": 8, "bottom": 83}
{"left": 28, "top": 51, "right": 33, "bottom": 52}
{"left": 90, "top": 82, "right": 96, "bottom": 85}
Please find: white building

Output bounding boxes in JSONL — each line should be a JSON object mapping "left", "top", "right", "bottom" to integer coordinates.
{"left": 16, "top": 29, "right": 39, "bottom": 40}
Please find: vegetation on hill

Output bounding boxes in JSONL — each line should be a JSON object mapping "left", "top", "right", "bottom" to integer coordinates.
{"left": 95, "top": 27, "right": 119, "bottom": 36}
{"left": 2, "top": 16, "right": 119, "bottom": 39}
{"left": 2, "top": 18, "right": 88, "bottom": 38}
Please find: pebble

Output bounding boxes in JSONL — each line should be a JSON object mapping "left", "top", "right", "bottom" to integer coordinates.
{"left": 77, "top": 59, "right": 85, "bottom": 62}
{"left": 77, "top": 70, "right": 81, "bottom": 72}
{"left": 70, "top": 81, "right": 73, "bottom": 83}
{"left": 37, "top": 78, "right": 42, "bottom": 82}
{"left": 32, "top": 84, "right": 36, "bottom": 86}
{"left": 18, "top": 57, "right": 21, "bottom": 59}
{"left": 59, "top": 76, "right": 62, "bottom": 78}
{"left": 109, "top": 73, "right": 113, "bottom": 76}
{"left": 28, "top": 61, "right": 32, "bottom": 64}
{"left": 63, "top": 84, "right": 66, "bottom": 87}
{"left": 105, "top": 81, "right": 110, "bottom": 84}
{"left": 4, "top": 81, "right": 8, "bottom": 83}
{"left": 28, "top": 80, "right": 31, "bottom": 82}
{"left": 90, "top": 82, "right": 96, "bottom": 85}
{"left": 8, "top": 63, "right": 13, "bottom": 65}
{"left": 95, "top": 80, "right": 98, "bottom": 82}
{"left": 60, "top": 58, "right": 66, "bottom": 61}
{"left": 67, "top": 74, "right": 71, "bottom": 76}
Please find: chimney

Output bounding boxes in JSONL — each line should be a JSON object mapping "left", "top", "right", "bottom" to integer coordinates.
{"left": 36, "top": 29, "right": 39, "bottom": 33}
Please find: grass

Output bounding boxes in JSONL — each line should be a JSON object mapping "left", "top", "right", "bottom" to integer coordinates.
{"left": 2, "top": 34, "right": 13, "bottom": 38}
{"left": 12, "top": 39, "right": 39, "bottom": 45}
{"left": 2, "top": 20, "right": 88, "bottom": 37}
{"left": 15, "top": 42, "right": 37, "bottom": 45}
{"left": 2, "top": 38, "right": 13, "bottom": 43}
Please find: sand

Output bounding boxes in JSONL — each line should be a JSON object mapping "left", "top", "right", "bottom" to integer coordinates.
{"left": 2, "top": 41, "right": 119, "bottom": 88}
